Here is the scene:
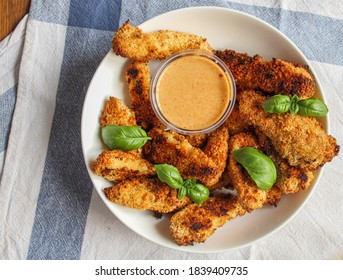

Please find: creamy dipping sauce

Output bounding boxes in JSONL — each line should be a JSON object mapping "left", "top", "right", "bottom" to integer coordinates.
{"left": 156, "top": 55, "right": 232, "bottom": 131}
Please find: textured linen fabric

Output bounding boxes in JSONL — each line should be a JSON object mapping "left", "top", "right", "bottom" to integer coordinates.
{"left": 0, "top": 0, "right": 342, "bottom": 260}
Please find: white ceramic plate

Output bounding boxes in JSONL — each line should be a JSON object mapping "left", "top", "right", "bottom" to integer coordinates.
{"left": 81, "top": 7, "right": 326, "bottom": 253}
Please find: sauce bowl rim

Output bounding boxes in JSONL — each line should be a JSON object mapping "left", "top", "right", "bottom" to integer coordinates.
{"left": 150, "top": 49, "right": 237, "bottom": 135}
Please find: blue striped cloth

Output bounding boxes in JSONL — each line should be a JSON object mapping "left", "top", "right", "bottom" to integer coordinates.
{"left": 1, "top": 0, "right": 342, "bottom": 260}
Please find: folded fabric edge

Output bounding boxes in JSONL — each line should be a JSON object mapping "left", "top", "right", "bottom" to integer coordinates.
{"left": 0, "top": 15, "right": 29, "bottom": 56}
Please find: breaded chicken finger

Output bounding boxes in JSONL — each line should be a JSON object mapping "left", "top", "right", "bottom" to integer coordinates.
{"left": 169, "top": 196, "right": 246, "bottom": 245}
{"left": 238, "top": 90, "right": 339, "bottom": 170}
{"left": 224, "top": 102, "right": 251, "bottom": 135}
{"left": 100, "top": 96, "right": 137, "bottom": 128}
{"left": 228, "top": 133, "right": 283, "bottom": 212}
{"left": 203, "top": 125, "right": 229, "bottom": 189}
{"left": 99, "top": 97, "right": 142, "bottom": 156}
{"left": 216, "top": 49, "right": 316, "bottom": 98}
{"left": 125, "top": 61, "right": 163, "bottom": 130}
{"left": 104, "top": 178, "right": 191, "bottom": 213}
{"left": 144, "top": 128, "right": 219, "bottom": 187}
{"left": 113, "top": 20, "right": 214, "bottom": 61}
{"left": 255, "top": 130, "right": 314, "bottom": 194}
{"left": 92, "top": 150, "right": 155, "bottom": 182}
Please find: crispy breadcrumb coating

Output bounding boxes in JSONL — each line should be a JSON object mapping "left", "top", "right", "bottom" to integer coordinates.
{"left": 169, "top": 196, "right": 246, "bottom": 245}
{"left": 238, "top": 90, "right": 339, "bottom": 170}
{"left": 255, "top": 130, "right": 314, "bottom": 194}
{"left": 100, "top": 96, "right": 137, "bottom": 127}
{"left": 125, "top": 60, "right": 164, "bottom": 130}
{"left": 113, "top": 20, "right": 214, "bottom": 61}
{"left": 224, "top": 102, "right": 251, "bottom": 135}
{"left": 216, "top": 49, "right": 316, "bottom": 98}
{"left": 144, "top": 128, "right": 219, "bottom": 187}
{"left": 99, "top": 96, "right": 142, "bottom": 156}
{"left": 104, "top": 178, "right": 191, "bottom": 213}
{"left": 92, "top": 150, "right": 155, "bottom": 182}
{"left": 227, "top": 133, "right": 283, "bottom": 212}
{"left": 203, "top": 125, "right": 229, "bottom": 189}
{"left": 184, "top": 134, "right": 208, "bottom": 148}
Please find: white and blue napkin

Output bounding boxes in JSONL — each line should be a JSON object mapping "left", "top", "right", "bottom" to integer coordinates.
{"left": 0, "top": 0, "right": 342, "bottom": 260}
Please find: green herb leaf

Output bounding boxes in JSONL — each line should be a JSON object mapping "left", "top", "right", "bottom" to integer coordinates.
{"left": 154, "top": 164, "right": 184, "bottom": 189}
{"left": 186, "top": 183, "right": 210, "bottom": 205}
{"left": 101, "top": 125, "right": 151, "bottom": 151}
{"left": 289, "top": 95, "right": 300, "bottom": 115}
{"left": 178, "top": 186, "right": 187, "bottom": 200}
{"left": 297, "top": 98, "right": 328, "bottom": 117}
{"left": 232, "top": 147, "right": 277, "bottom": 190}
{"left": 262, "top": 94, "right": 291, "bottom": 114}
{"left": 154, "top": 164, "right": 210, "bottom": 204}
{"left": 183, "top": 179, "right": 196, "bottom": 189}
{"left": 263, "top": 94, "right": 329, "bottom": 117}
{"left": 289, "top": 103, "right": 299, "bottom": 115}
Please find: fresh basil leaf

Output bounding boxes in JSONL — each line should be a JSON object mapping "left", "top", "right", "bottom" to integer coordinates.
{"left": 178, "top": 186, "right": 187, "bottom": 200}
{"left": 186, "top": 183, "right": 210, "bottom": 205}
{"left": 297, "top": 98, "right": 328, "bottom": 117}
{"left": 154, "top": 164, "right": 210, "bottom": 204}
{"left": 289, "top": 95, "right": 300, "bottom": 115}
{"left": 289, "top": 102, "right": 299, "bottom": 115}
{"left": 262, "top": 95, "right": 291, "bottom": 114}
{"left": 154, "top": 164, "right": 184, "bottom": 189}
{"left": 232, "top": 147, "right": 277, "bottom": 190}
{"left": 101, "top": 125, "right": 151, "bottom": 151}
{"left": 183, "top": 179, "right": 196, "bottom": 189}
{"left": 263, "top": 93, "right": 329, "bottom": 117}
{"left": 291, "top": 94, "right": 300, "bottom": 104}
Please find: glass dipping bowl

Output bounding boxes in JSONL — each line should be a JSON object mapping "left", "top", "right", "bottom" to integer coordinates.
{"left": 150, "top": 50, "right": 236, "bottom": 135}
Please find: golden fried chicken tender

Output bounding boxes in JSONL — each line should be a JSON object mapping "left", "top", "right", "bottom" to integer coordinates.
{"left": 203, "top": 125, "right": 229, "bottom": 189}
{"left": 144, "top": 128, "right": 219, "bottom": 187}
{"left": 100, "top": 96, "right": 137, "bottom": 127}
{"left": 228, "top": 133, "right": 283, "bottom": 212}
{"left": 113, "top": 20, "right": 214, "bottom": 61}
{"left": 104, "top": 178, "right": 191, "bottom": 213}
{"left": 238, "top": 90, "right": 339, "bottom": 170}
{"left": 275, "top": 160, "right": 314, "bottom": 194}
{"left": 92, "top": 150, "right": 155, "bottom": 182}
{"left": 99, "top": 96, "right": 142, "bottom": 156}
{"left": 169, "top": 196, "right": 246, "bottom": 245}
{"left": 216, "top": 49, "right": 316, "bottom": 98}
{"left": 224, "top": 102, "right": 250, "bottom": 135}
{"left": 184, "top": 134, "right": 208, "bottom": 148}
{"left": 255, "top": 130, "right": 314, "bottom": 194}
{"left": 125, "top": 61, "right": 164, "bottom": 130}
